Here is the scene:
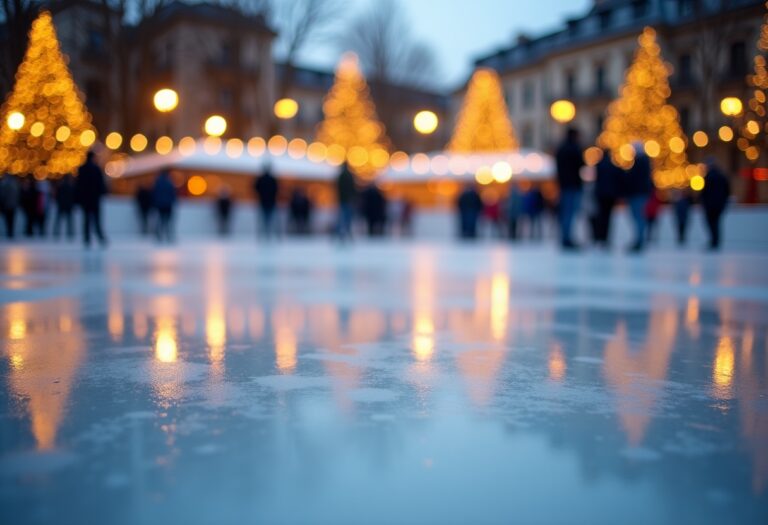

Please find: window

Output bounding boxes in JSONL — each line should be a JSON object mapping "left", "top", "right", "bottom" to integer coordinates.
{"left": 632, "top": 0, "right": 648, "bottom": 19}
{"left": 595, "top": 64, "right": 606, "bottom": 94}
{"left": 599, "top": 10, "right": 612, "bottom": 31}
{"left": 729, "top": 41, "right": 747, "bottom": 77}
{"left": 678, "top": 53, "right": 692, "bottom": 84}
{"left": 566, "top": 71, "right": 576, "bottom": 98}
{"left": 523, "top": 80, "right": 535, "bottom": 107}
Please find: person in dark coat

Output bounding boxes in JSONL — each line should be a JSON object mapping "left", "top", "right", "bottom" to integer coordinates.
{"left": 456, "top": 183, "right": 483, "bottom": 239}
{"left": 671, "top": 188, "right": 692, "bottom": 246}
{"left": 593, "top": 150, "right": 623, "bottom": 247}
{"left": 700, "top": 159, "right": 731, "bottom": 250}
{"left": 53, "top": 174, "right": 76, "bottom": 240}
{"left": 75, "top": 151, "right": 108, "bottom": 247}
{"left": 152, "top": 170, "right": 177, "bottom": 243}
{"left": 361, "top": 183, "right": 387, "bottom": 237}
{"left": 523, "top": 185, "right": 544, "bottom": 240}
{"left": 254, "top": 165, "right": 279, "bottom": 238}
{"left": 506, "top": 183, "right": 524, "bottom": 241}
{"left": 135, "top": 185, "right": 153, "bottom": 235}
{"left": 624, "top": 143, "right": 654, "bottom": 252}
{"left": 0, "top": 175, "right": 20, "bottom": 239}
{"left": 20, "top": 178, "right": 39, "bottom": 237}
{"left": 555, "top": 127, "right": 585, "bottom": 249}
{"left": 216, "top": 186, "right": 233, "bottom": 236}
{"left": 335, "top": 163, "right": 357, "bottom": 241}
{"left": 288, "top": 188, "right": 312, "bottom": 235}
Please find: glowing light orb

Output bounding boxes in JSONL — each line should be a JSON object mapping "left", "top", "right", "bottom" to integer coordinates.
{"left": 413, "top": 110, "right": 439, "bottom": 134}
{"left": 204, "top": 115, "right": 227, "bottom": 137}
{"left": 153, "top": 88, "right": 179, "bottom": 113}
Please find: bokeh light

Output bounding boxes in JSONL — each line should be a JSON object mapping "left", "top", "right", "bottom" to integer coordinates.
{"left": 413, "top": 110, "right": 439, "bottom": 134}
{"left": 153, "top": 88, "right": 179, "bottom": 113}
{"left": 274, "top": 98, "right": 299, "bottom": 119}
{"left": 187, "top": 175, "right": 207, "bottom": 195}
{"left": 204, "top": 115, "right": 227, "bottom": 137}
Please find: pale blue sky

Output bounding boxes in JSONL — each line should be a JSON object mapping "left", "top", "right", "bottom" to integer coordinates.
{"left": 292, "top": 0, "right": 592, "bottom": 89}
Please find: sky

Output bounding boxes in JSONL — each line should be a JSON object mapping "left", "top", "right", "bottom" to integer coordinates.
{"left": 292, "top": 0, "right": 592, "bottom": 90}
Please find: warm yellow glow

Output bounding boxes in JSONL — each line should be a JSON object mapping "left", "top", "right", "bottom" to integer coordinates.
{"left": 712, "top": 335, "right": 735, "bottom": 399}
{"left": 327, "top": 143, "right": 345, "bottom": 165}
{"left": 719, "top": 96, "right": 743, "bottom": 116}
{"left": 225, "top": 138, "right": 244, "bottom": 158}
{"left": 104, "top": 159, "right": 125, "bottom": 178}
{"left": 745, "top": 119, "right": 760, "bottom": 135}
{"left": 491, "top": 161, "right": 512, "bottom": 183}
{"left": 187, "top": 175, "right": 207, "bottom": 196}
{"left": 475, "top": 165, "right": 493, "bottom": 185}
{"left": 690, "top": 174, "right": 705, "bottom": 191}
{"left": 644, "top": 140, "right": 660, "bottom": 157}
{"left": 155, "top": 322, "right": 178, "bottom": 363}
{"left": 619, "top": 143, "right": 635, "bottom": 162}
{"left": 692, "top": 130, "right": 708, "bottom": 148}
{"left": 370, "top": 147, "right": 390, "bottom": 168}
{"left": 274, "top": 98, "right": 299, "bottom": 119}
{"left": 155, "top": 135, "right": 173, "bottom": 155}
{"left": 105, "top": 131, "right": 122, "bottom": 150}
{"left": 549, "top": 344, "right": 566, "bottom": 382}
{"left": 745, "top": 146, "right": 759, "bottom": 161}
{"left": 268, "top": 135, "right": 288, "bottom": 155}
{"left": 390, "top": 151, "right": 409, "bottom": 170}
{"left": 29, "top": 121, "right": 44, "bottom": 137}
{"left": 79, "top": 129, "right": 96, "bottom": 147}
{"left": 668, "top": 136, "right": 685, "bottom": 153}
{"left": 347, "top": 145, "right": 368, "bottom": 167}
{"left": 153, "top": 88, "right": 179, "bottom": 113}
{"left": 550, "top": 99, "right": 576, "bottom": 124}
{"left": 413, "top": 110, "right": 439, "bottom": 134}
{"left": 307, "top": 141, "right": 327, "bottom": 162}
{"left": 288, "top": 138, "right": 307, "bottom": 158}
{"left": 203, "top": 136, "right": 221, "bottom": 154}
{"left": 204, "top": 115, "right": 227, "bottom": 137}
{"left": 130, "top": 133, "right": 148, "bottom": 152}
{"left": 7, "top": 111, "right": 25, "bottom": 130}
{"left": 584, "top": 146, "right": 603, "bottom": 166}
{"left": 490, "top": 273, "right": 509, "bottom": 340}
{"left": 718, "top": 126, "right": 734, "bottom": 142}
{"left": 55, "top": 125, "right": 70, "bottom": 142}
{"left": 247, "top": 137, "right": 266, "bottom": 156}
{"left": 178, "top": 136, "right": 196, "bottom": 156}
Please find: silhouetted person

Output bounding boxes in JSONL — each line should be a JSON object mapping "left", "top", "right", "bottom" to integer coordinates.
{"left": 254, "top": 165, "right": 279, "bottom": 238}
{"left": 671, "top": 188, "right": 692, "bottom": 246}
{"left": 288, "top": 188, "right": 312, "bottom": 235}
{"left": 53, "top": 174, "right": 76, "bottom": 240}
{"left": 0, "top": 175, "right": 19, "bottom": 239}
{"left": 361, "top": 183, "right": 387, "bottom": 237}
{"left": 506, "top": 183, "right": 523, "bottom": 241}
{"left": 135, "top": 184, "right": 153, "bottom": 235}
{"left": 21, "top": 178, "right": 39, "bottom": 237}
{"left": 336, "top": 162, "right": 356, "bottom": 241}
{"left": 523, "top": 186, "right": 544, "bottom": 240}
{"left": 36, "top": 179, "right": 52, "bottom": 237}
{"left": 216, "top": 186, "right": 233, "bottom": 236}
{"left": 555, "top": 127, "right": 585, "bottom": 249}
{"left": 624, "top": 143, "right": 653, "bottom": 253}
{"left": 594, "top": 150, "right": 622, "bottom": 247}
{"left": 75, "top": 151, "right": 108, "bottom": 247}
{"left": 456, "top": 183, "right": 483, "bottom": 239}
{"left": 152, "top": 170, "right": 176, "bottom": 243}
{"left": 701, "top": 159, "right": 731, "bottom": 250}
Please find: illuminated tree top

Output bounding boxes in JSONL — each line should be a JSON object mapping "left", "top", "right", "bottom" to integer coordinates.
{"left": 737, "top": 2, "right": 768, "bottom": 165}
{"left": 0, "top": 10, "right": 95, "bottom": 179}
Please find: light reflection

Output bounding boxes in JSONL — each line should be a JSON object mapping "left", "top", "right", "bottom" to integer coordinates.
{"left": 272, "top": 306, "right": 299, "bottom": 373}
{"left": 685, "top": 296, "right": 700, "bottom": 338}
{"left": 412, "top": 250, "right": 436, "bottom": 362}
{"left": 155, "top": 318, "right": 178, "bottom": 363}
{"left": 490, "top": 273, "right": 509, "bottom": 341}
{"left": 548, "top": 343, "right": 566, "bottom": 382}
{"left": 712, "top": 335, "right": 735, "bottom": 400}
{"left": 107, "top": 289, "right": 124, "bottom": 341}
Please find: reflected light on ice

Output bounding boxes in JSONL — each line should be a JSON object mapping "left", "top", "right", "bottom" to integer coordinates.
{"left": 490, "top": 273, "right": 509, "bottom": 341}
{"left": 155, "top": 318, "right": 178, "bottom": 363}
{"left": 712, "top": 335, "right": 735, "bottom": 400}
{"left": 549, "top": 344, "right": 566, "bottom": 382}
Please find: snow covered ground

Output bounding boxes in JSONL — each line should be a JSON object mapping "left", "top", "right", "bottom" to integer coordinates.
{"left": 0, "top": 240, "right": 766, "bottom": 524}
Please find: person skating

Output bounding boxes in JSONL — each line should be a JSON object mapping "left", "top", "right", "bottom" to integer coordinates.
{"left": 254, "top": 164, "right": 279, "bottom": 238}
{"left": 624, "top": 143, "right": 653, "bottom": 253}
{"left": 152, "top": 170, "right": 177, "bottom": 243}
{"left": 700, "top": 159, "right": 731, "bottom": 251}
{"left": 75, "top": 151, "right": 108, "bottom": 247}
{"left": 555, "top": 127, "right": 585, "bottom": 249}
{"left": 593, "top": 150, "right": 622, "bottom": 247}
{"left": 53, "top": 174, "right": 76, "bottom": 240}
{"left": 0, "top": 175, "right": 19, "bottom": 239}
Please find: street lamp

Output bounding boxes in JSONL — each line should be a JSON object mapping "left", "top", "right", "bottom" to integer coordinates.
{"left": 274, "top": 98, "right": 299, "bottom": 119}
{"left": 413, "top": 110, "right": 439, "bottom": 135}
{"left": 204, "top": 115, "right": 227, "bottom": 137}
{"left": 153, "top": 88, "right": 179, "bottom": 113}
{"left": 719, "top": 97, "right": 743, "bottom": 117}
{"left": 550, "top": 99, "right": 576, "bottom": 124}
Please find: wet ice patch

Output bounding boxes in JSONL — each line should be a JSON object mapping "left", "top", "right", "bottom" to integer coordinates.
{"left": 253, "top": 374, "right": 330, "bottom": 390}
{"left": 348, "top": 387, "right": 398, "bottom": 403}
{"left": 0, "top": 449, "right": 77, "bottom": 476}
{"left": 621, "top": 447, "right": 662, "bottom": 461}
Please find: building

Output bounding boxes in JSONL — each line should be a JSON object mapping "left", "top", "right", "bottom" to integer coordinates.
{"left": 469, "top": 0, "right": 764, "bottom": 200}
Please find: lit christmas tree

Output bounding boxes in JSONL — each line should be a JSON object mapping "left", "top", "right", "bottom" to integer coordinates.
{"left": 597, "top": 27, "right": 694, "bottom": 188}
{"left": 737, "top": 3, "right": 767, "bottom": 165}
{"left": 448, "top": 68, "right": 518, "bottom": 152}
{"left": 0, "top": 11, "right": 95, "bottom": 179}
{"left": 316, "top": 53, "right": 390, "bottom": 178}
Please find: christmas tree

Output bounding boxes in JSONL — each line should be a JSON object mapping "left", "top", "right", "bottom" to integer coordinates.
{"left": 448, "top": 68, "right": 518, "bottom": 152}
{"left": 316, "top": 53, "right": 390, "bottom": 178}
{"left": 598, "top": 27, "right": 692, "bottom": 188}
{"left": 0, "top": 11, "right": 95, "bottom": 179}
{"left": 737, "top": 3, "right": 768, "bottom": 165}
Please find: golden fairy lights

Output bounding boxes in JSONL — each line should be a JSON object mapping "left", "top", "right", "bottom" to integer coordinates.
{"left": 597, "top": 27, "right": 693, "bottom": 189}
{"left": 0, "top": 11, "right": 95, "bottom": 178}
{"left": 315, "top": 53, "right": 391, "bottom": 178}
{"left": 448, "top": 68, "right": 518, "bottom": 152}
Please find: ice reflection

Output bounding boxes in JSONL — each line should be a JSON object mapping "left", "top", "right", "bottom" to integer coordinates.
{"left": 548, "top": 343, "right": 566, "bottom": 382}
{"left": 712, "top": 335, "right": 735, "bottom": 400}
{"left": 412, "top": 249, "right": 435, "bottom": 362}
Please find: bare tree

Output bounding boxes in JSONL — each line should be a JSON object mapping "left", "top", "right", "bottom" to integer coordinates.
{"left": 340, "top": 0, "right": 438, "bottom": 89}
{"left": 0, "top": 0, "right": 40, "bottom": 96}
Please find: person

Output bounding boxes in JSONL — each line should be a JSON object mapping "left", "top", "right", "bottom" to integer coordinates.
{"left": 216, "top": 186, "right": 233, "bottom": 236}
{"left": 0, "top": 175, "right": 19, "bottom": 239}
{"left": 36, "top": 179, "right": 52, "bottom": 237}
{"left": 582, "top": 179, "right": 599, "bottom": 244}
{"left": 53, "top": 174, "right": 76, "bottom": 240}
{"left": 335, "top": 162, "right": 356, "bottom": 241}
{"left": 288, "top": 188, "right": 312, "bottom": 235}
{"left": 671, "top": 188, "right": 692, "bottom": 246}
{"left": 555, "top": 127, "right": 585, "bottom": 249}
{"left": 152, "top": 170, "right": 176, "bottom": 243}
{"left": 593, "top": 150, "right": 622, "bottom": 247}
{"left": 624, "top": 142, "right": 654, "bottom": 253}
{"left": 644, "top": 190, "right": 662, "bottom": 244}
{"left": 135, "top": 184, "right": 153, "bottom": 235}
{"left": 700, "top": 159, "right": 731, "bottom": 250}
{"left": 254, "top": 164, "right": 279, "bottom": 238}
{"left": 360, "top": 182, "right": 387, "bottom": 237}
{"left": 20, "top": 178, "right": 39, "bottom": 237}
{"left": 506, "top": 183, "right": 524, "bottom": 241}
{"left": 75, "top": 150, "right": 108, "bottom": 247}
{"left": 456, "top": 183, "right": 483, "bottom": 239}
{"left": 523, "top": 185, "right": 544, "bottom": 240}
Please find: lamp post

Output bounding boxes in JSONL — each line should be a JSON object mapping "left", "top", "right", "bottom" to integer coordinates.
{"left": 720, "top": 96, "right": 743, "bottom": 176}
{"left": 413, "top": 110, "right": 439, "bottom": 151}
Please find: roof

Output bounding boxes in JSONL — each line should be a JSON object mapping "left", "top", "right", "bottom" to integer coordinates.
{"left": 141, "top": 1, "right": 275, "bottom": 36}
